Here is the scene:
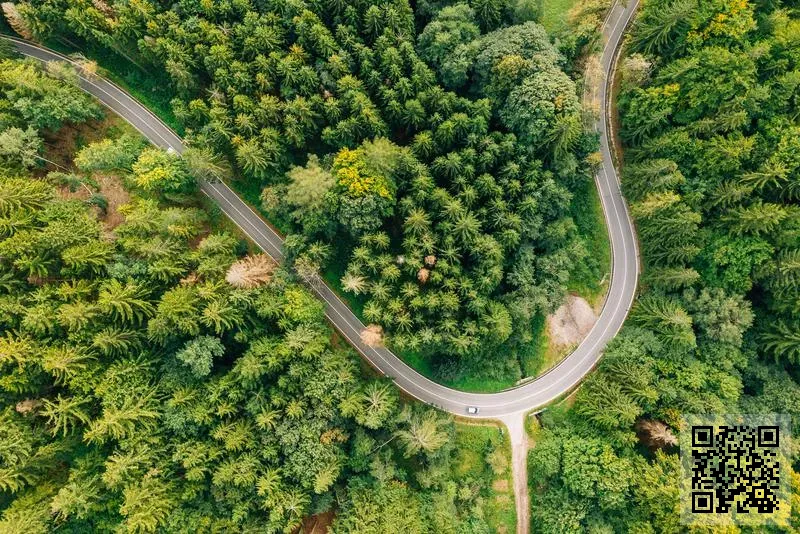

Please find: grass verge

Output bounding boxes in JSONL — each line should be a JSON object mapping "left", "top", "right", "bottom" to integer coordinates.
{"left": 538, "top": 0, "right": 580, "bottom": 34}
{"left": 404, "top": 347, "right": 520, "bottom": 392}
{"left": 453, "top": 422, "right": 516, "bottom": 534}
{"left": 519, "top": 314, "right": 550, "bottom": 378}
{"left": 568, "top": 174, "right": 611, "bottom": 307}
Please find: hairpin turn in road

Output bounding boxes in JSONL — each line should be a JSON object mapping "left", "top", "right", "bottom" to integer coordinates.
{"left": 1, "top": 0, "right": 638, "bottom": 420}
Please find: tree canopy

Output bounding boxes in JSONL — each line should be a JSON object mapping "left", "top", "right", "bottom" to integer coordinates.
{"left": 10, "top": 0, "right": 602, "bottom": 387}
{"left": 0, "top": 55, "right": 511, "bottom": 533}
{"left": 528, "top": 1, "right": 800, "bottom": 531}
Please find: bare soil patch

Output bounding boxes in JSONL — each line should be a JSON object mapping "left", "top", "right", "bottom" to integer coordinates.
{"left": 41, "top": 113, "right": 135, "bottom": 231}
{"left": 96, "top": 173, "right": 130, "bottom": 230}
{"left": 546, "top": 295, "right": 598, "bottom": 348}
{"left": 41, "top": 113, "right": 128, "bottom": 171}
{"left": 56, "top": 184, "right": 91, "bottom": 201}
{"left": 54, "top": 172, "right": 129, "bottom": 231}
{"left": 299, "top": 511, "right": 334, "bottom": 534}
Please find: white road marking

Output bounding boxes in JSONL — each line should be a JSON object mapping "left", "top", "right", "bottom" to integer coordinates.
{"left": 4, "top": 1, "right": 641, "bottom": 415}
{"left": 16, "top": 43, "right": 180, "bottom": 151}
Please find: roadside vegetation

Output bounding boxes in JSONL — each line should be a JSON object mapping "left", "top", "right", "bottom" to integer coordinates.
{"left": 539, "top": 0, "right": 582, "bottom": 35}
{"left": 566, "top": 174, "right": 609, "bottom": 305}
{"left": 5, "top": 0, "right": 613, "bottom": 391}
{"left": 539, "top": 0, "right": 611, "bottom": 63}
{"left": 528, "top": 1, "right": 800, "bottom": 530}
{"left": 454, "top": 422, "right": 516, "bottom": 533}
{"left": 0, "top": 52, "right": 515, "bottom": 532}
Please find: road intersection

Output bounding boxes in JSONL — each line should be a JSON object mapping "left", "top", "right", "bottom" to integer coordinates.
{"left": 3, "top": 0, "right": 638, "bottom": 420}
{"left": 3, "top": 2, "right": 639, "bottom": 530}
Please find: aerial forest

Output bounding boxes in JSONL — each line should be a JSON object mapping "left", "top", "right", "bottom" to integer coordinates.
{"left": 0, "top": 51, "right": 513, "bottom": 532}
{"left": 6, "top": 0, "right": 604, "bottom": 384}
{"left": 527, "top": 0, "right": 800, "bottom": 531}
{"left": 2, "top": 0, "right": 800, "bottom": 532}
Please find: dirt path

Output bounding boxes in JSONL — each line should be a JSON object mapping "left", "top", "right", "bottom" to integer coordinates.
{"left": 500, "top": 413, "right": 529, "bottom": 534}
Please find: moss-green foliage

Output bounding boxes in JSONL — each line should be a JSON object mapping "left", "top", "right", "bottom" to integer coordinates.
{"left": 453, "top": 423, "right": 516, "bottom": 533}
{"left": 16, "top": 0, "right": 600, "bottom": 388}
{"left": 567, "top": 172, "right": 610, "bottom": 303}
{"left": 538, "top": 0, "right": 579, "bottom": 34}
{"left": 0, "top": 58, "right": 102, "bottom": 131}
{"left": 0, "top": 59, "right": 502, "bottom": 533}
{"left": 529, "top": 1, "right": 800, "bottom": 531}
{"left": 538, "top": 0, "right": 610, "bottom": 62}
{"left": 0, "top": 56, "right": 101, "bottom": 175}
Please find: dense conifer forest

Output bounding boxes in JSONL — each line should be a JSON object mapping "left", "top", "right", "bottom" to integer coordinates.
{"left": 528, "top": 1, "right": 800, "bottom": 531}
{"left": 0, "top": 51, "right": 513, "bottom": 532}
{"left": 6, "top": 0, "right": 606, "bottom": 386}
{"left": 2, "top": 0, "right": 800, "bottom": 532}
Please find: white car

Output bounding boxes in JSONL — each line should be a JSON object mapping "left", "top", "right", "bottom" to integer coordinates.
{"left": 466, "top": 406, "right": 479, "bottom": 415}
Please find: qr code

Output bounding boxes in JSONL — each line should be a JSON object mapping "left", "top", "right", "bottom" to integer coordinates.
{"left": 681, "top": 414, "right": 790, "bottom": 527}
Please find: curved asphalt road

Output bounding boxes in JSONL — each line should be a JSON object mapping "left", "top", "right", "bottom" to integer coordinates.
{"left": 3, "top": 0, "right": 638, "bottom": 419}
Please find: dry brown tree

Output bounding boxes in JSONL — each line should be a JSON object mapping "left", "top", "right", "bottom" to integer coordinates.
{"left": 417, "top": 268, "right": 430, "bottom": 284}
{"left": 225, "top": 255, "right": 276, "bottom": 289}
{"left": 636, "top": 419, "right": 678, "bottom": 449}
{"left": 2, "top": 3, "right": 33, "bottom": 39}
{"left": 361, "top": 324, "right": 384, "bottom": 347}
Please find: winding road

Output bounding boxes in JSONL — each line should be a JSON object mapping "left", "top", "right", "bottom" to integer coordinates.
{"left": 4, "top": 3, "right": 638, "bottom": 529}
{"left": 1, "top": 0, "right": 639, "bottom": 419}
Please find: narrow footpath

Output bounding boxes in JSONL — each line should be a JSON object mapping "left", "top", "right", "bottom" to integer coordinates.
{"left": 503, "top": 1, "right": 640, "bottom": 532}
{"left": 0, "top": 0, "right": 639, "bottom": 529}
{"left": 500, "top": 413, "right": 529, "bottom": 534}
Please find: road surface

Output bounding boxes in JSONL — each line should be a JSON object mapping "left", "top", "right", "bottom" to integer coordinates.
{"left": 2, "top": 0, "right": 638, "bottom": 420}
